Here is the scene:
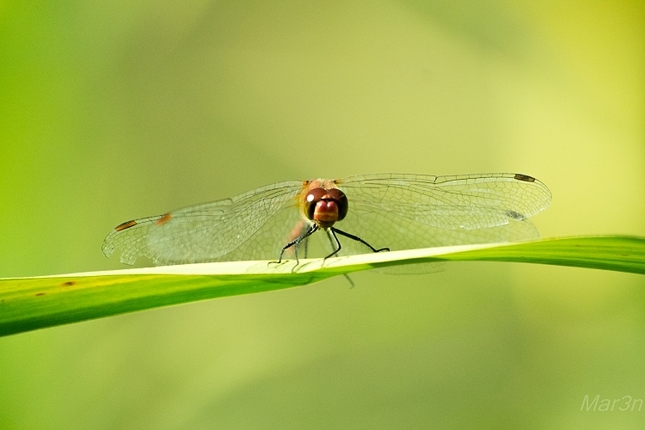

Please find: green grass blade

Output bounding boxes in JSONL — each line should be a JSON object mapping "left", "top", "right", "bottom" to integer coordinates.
{"left": 434, "top": 235, "right": 645, "bottom": 273}
{"left": 1, "top": 235, "right": 643, "bottom": 337}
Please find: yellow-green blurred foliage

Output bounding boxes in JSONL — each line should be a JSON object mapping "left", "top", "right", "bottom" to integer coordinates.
{"left": 1, "top": 1, "right": 644, "bottom": 428}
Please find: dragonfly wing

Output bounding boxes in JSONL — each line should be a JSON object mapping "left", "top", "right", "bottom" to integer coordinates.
{"left": 102, "top": 181, "right": 304, "bottom": 265}
{"left": 334, "top": 173, "right": 551, "bottom": 254}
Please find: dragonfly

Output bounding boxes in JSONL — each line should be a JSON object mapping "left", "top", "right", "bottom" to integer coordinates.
{"left": 102, "top": 173, "right": 551, "bottom": 266}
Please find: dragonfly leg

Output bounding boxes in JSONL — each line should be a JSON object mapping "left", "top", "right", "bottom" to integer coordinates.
{"left": 324, "top": 228, "right": 342, "bottom": 259}
{"left": 278, "top": 223, "right": 318, "bottom": 264}
{"left": 330, "top": 227, "right": 390, "bottom": 255}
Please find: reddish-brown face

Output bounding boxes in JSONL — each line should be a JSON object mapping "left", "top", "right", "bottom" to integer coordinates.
{"left": 304, "top": 187, "right": 348, "bottom": 228}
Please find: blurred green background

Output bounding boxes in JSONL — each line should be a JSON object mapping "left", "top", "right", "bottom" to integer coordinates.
{"left": 1, "top": 0, "right": 644, "bottom": 428}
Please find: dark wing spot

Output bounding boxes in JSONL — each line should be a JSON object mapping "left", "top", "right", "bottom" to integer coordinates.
{"left": 115, "top": 220, "right": 137, "bottom": 231}
{"left": 156, "top": 213, "right": 172, "bottom": 226}
{"left": 506, "top": 210, "right": 526, "bottom": 220}
{"left": 60, "top": 281, "right": 76, "bottom": 287}
{"left": 513, "top": 173, "right": 536, "bottom": 182}
{"left": 35, "top": 292, "right": 45, "bottom": 296}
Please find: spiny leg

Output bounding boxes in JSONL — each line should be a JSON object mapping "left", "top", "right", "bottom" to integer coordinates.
{"left": 331, "top": 227, "right": 390, "bottom": 254}
{"left": 324, "top": 228, "right": 339, "bottom": 257}
{"left": 303, "top": 228, "right": 310, "bottom": 259}
{"left": 277, "top": 223, "right": 319, "bottom": 264}
{"left": 324, "top": 228, "right": 343, "bottom": 259}
{"left": 321, "top": 229, "right": 353, "bottom": 286}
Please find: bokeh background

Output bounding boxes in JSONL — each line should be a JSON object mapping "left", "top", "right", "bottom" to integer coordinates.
{"left": 1, "top": 0, "right": 644, "bottom": 428}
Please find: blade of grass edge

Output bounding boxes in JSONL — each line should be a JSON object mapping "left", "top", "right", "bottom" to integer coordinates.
{"left": 432, "top": 235, "right": 645, "bottom": 274}
{"left": 0, "top": 235, "right": 643, "bottom": 337}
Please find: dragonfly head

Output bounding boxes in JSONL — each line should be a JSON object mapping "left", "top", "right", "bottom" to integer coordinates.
{"left": 304, "top": 187, "right": 348, "bottom": 228}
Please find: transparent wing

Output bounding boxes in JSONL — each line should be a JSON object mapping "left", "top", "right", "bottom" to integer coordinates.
{"left": 103, "top": 172, "right": 552, "bottom": 267}
{"left": 102, "top": 181, "right": 305, "bottom": 265}
{"left": 333, "top": 173, "right": 552, "bottom": 255}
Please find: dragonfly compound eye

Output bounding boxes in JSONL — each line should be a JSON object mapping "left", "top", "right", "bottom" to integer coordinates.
{"left": 304, "top": 188, "right": 328, "bottom": 220}
{"left": 324, "top": 188, "right": 348, "bottom": 221}
{"left": 304, "top": 187, "right": 349, "bottom": 228}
